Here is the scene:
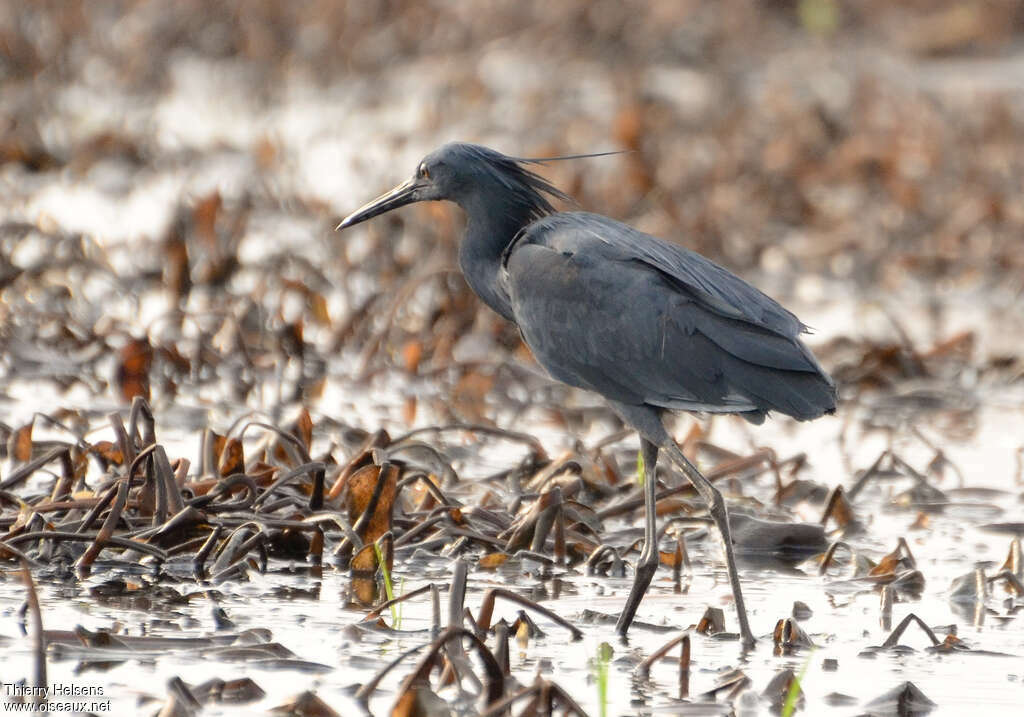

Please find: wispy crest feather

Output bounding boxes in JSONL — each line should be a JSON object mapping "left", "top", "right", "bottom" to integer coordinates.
{"left": 450, "top": 144, "right": 573, "bottom": 221}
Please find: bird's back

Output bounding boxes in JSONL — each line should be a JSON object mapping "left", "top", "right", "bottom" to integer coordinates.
{"left": 502, "top": 211, "right": 836, "bottom": 423}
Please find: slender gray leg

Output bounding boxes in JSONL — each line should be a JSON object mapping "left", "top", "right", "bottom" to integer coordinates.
{"left": 663, "top": 441, "right": 756, "bottom": 647}
{"left": 615, "top": 438, "right": 661, "bottom": 636}
{"left": 605, "top": 400, "right": 756, "bottom": 646}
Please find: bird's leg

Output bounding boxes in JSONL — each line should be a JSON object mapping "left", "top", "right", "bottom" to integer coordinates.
{"left": 662, "top": 441, "right": 757, "bottom": 648}
{"left": 615, "top": 438, "right": 661, "bottom": 636}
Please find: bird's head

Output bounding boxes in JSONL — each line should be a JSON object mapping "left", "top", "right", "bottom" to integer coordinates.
{"left": 336, "top": 142, "right": 575, "bottom": 230}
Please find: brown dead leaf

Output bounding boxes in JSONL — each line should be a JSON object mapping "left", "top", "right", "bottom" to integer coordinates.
{"left": 163, "top": 223, "right": 190, "bottom": 300}
{"left": 116, "top": 337, "right": 153, "bottom": 402}
{"left": 869, "top": 539, "right": 916, "bottom": 577}
{"left": 391, "top": 685, "right": 449, "bottom": 717}
{"left": 8, "top": 421, "right": 33, "bottom": 462}
{"left": 658, "top": 549, "right": 680, "bottom": 568}
{"left": 218, "top": 437, "right": 245, "bottom": 477}
{"left": 478, "top": 552, "right": 510, "bottom": 569}
{"left": 402, "top": 396, "right": 417, "bottom": 425}
{"left": 773, "top": 617, "right": 814, "bottom": 650}
{"left": 270, "top": 690, "right": 339, "bottom": 717}
{"left": 248, "top": 462, "right": 278, "bottom": 485}
{"left": 327, "top": 432, "right": 389, "bottom": 501}
{"left": 452, "top": 370, "right": 494, "bottom": 420}
{"left": 822, "top": 484, "right": 856, "bottom": 529}
{"left": 402, "top": 340, "right": 423, "bottom": 373}
{"left": 696, "top": 606, "right": 725, "bottom": 635}
{"left": 193, "top": 192, "right": 221, "bottom": 247}
{"left": 279, "top": 320, "right": 304, "bottom": 358}
{"left": 71, "top": 447, "right": 89, "bottom": 480}
{"left": 655, "top": 498, "right": 696, "bottom": 517}
{"left": 253, "top": 136, "right": 278, "bottom": 169}
{"left": 291, "top": 408, "right": 313, "bottom": 452}
{"left": 309, "top": 292, "right": 331, "bottom": 326}
{"left": 346, "top": 463, "right": 398, "bottom": 544}
{"left": 924, "top": 330, "right": 974, "bottom": 361}
{"left": 350, "top": 542, "right": 379, "bottom": 606}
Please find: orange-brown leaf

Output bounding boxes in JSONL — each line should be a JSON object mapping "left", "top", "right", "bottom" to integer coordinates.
{"left": 9, "top": 422, "right": 33, "bottom": 462}
{"left": 402, "top": 396, "right": 417, "bottom": 425}
{"left": 116, "top": 338, "right": 153, "bottom": 402}
{"left": 402, "top": 340, "right": 423, "bottom": 373}
{"left": 192, "top": 192, "right": 221, "bottom": 247}
{"left": 218, "top": 437, "right": 245, "bottom": 477}
{"left": 309, "top": 292, "right": 331, "bottom": 326}
{"left": 291, "top": 408, "right": 313, "bottom": 452}
{"left": 478, "top": 552, "right": 510, "bottom": 569}
{"left": 346, "top": 463, "right": 398, "bottom": 544}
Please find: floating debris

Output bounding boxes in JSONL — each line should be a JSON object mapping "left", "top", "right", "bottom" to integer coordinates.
{"left": 864, "top": 681, "right": 936, "bottom": 716}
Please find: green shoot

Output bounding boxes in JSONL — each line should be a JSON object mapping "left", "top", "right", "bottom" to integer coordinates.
{"left": 636, "top": 449, "right": 645, "bottom": 487}
{"left": 781, "top": 649, "right": 815, "bottom": 717}
{"left": 592, "top": 641, "right": 612, "bottom": 717}
{"left": 373, "top": 541, "right": 399, "bottom": 628}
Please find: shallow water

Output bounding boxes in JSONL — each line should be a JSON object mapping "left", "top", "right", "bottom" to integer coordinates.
{"left": 2, "top": 373, "right": 1022, "bottom": 715}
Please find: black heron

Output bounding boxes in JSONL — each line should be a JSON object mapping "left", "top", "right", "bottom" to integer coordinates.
{"left": 337, "top": 142, "right": 836, "bottom": 646}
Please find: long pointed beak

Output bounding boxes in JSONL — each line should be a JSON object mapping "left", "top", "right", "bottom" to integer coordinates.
{"left": 336, "top": 177, "right": 420, "bottom": 230}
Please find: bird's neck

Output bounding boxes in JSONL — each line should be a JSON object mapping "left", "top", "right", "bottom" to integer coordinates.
{"left": 457, "top": 194, "right": 534, "bottom": 321}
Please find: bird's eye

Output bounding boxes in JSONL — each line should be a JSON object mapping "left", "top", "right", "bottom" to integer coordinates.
{"left": 418, "top": 163, "right": 430, "bottom": 179}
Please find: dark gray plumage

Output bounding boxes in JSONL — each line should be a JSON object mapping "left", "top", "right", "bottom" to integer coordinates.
{"left": 338, "top": 142, "right": 837, "bottom": 646}
{"left": 507, "top": 211, "right": 834, "bottom": 424}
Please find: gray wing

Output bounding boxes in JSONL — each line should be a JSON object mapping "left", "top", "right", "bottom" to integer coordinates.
{"left": 535, "top": 213, "right": 806, "bottom": 335}
{"left": 502, "top": 213, "right": 836, "bottom": 421}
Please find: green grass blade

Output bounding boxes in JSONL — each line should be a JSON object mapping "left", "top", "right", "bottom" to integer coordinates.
{"left": 372, "top": 541, "right": 399, "bottom": 626}
{"left": 592, "top": 641, "right": 612, "bottom": 717}
{"left": 781, "top": 649, "right": 815, "bottom": 717}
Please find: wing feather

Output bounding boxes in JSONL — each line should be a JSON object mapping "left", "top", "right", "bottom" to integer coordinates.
{"left": 503, "top": 214, "right": 836, "bottom": 420}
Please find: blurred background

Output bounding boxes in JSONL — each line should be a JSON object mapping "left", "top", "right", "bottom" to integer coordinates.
{"left": 3, "top": 4, "right": 1024, "bottom": 715}
{"left": 2, "top": 0, "right": 1023, "bottom": 433}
